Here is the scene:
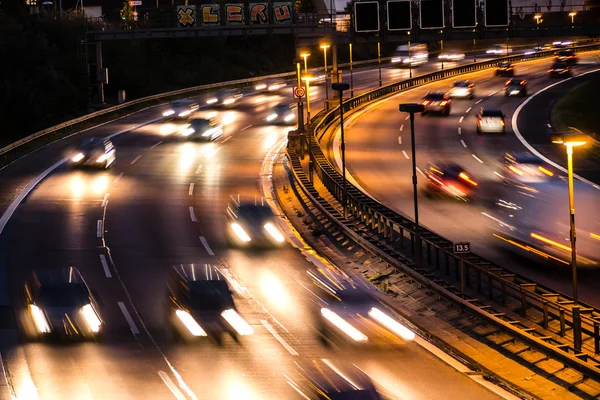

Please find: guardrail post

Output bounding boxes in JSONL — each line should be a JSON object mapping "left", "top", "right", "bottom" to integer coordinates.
{"left": 573, "top": 306, "right": 582, "bottom": 352}
{"left": 543, "top": 301, "right": 549, "bottom": 329}
{"left": 489, "top": 274, "right": 494, "bottom": 300}
{"left": 435, "top": 247, "right": 440, "bottom": 269}
{"left": 595, "top": 322, "right": 600, "bottom": 354}
{"left": 460, "top": 257, "right": 465, "bottom": 298}
{"left": 560, "top": 308, "right": 566, "bottom": 336}
{"left": 520, "top": 288, "right": 527, "bottom": 317}
{"left": 477, "top": 269, "right": 482, "bottom": 293}
{"left": 445, "top": 253, "right": 450, "bottom": 275}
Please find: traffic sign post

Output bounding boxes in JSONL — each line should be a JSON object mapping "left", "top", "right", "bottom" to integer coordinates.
{"left": 454, "top": 242, "right": 470, "bottom": 297}
{"left": 294, "top": 86, "right": 305, "bottom": 98}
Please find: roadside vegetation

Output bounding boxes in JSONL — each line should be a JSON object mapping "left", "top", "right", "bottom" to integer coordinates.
{"left": 555, "top": 74, "right": 600, "bottom": 139}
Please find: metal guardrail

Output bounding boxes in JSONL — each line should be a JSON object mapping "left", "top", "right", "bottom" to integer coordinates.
{"left": 289, "top": 43, "right": 600, "bottom": 384}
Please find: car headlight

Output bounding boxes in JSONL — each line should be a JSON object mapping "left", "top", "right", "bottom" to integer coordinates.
{"left": 221, "top": 309, "right": 253, "bottom": 336}
{"left": 206, "top": 98, "right": 218, "bottom": 104}
{"left": 96, "top": 154, "right": 107, "bottom": 163}
{"left": 223, "top": 98, "right": 236, "bottom": 105}
{"left": 81, "top": 304, "right": 102, "bottom": 333}
{"left": 391, "top": 57, "right": 401, "bottom": 63}
{"left": 182, "top": 127, "right": 195, "bottom": 137}
{"left": 368, "top": 307, "right": 415, "bottom": 341}
{"left": 266, "top": 113, "right": 278, "bottom": 122}
{"left": 255, "top": 84, "right": 267, "bottom": 91}
{"left": 284, "top": 114, "right": 295, "bottom": 122}
{"left": 178, "top": 110, "right": 192, "bottom": 117}
{"left": 72, "top": 153, "right": 85, "bottom": 163}
{"left": 321, "top": 308, "right": 367, "bottom": 342}
{"left": 30, "top": 304, "right": 51, "bottom": 333}
{"left": 264, "top": 223, "right": 285, "bottom": 243}
{"left": 163, "top": 110, "right": 175, "bottom": 117}
{"left": 231, "top": 223, "right": 251, "bottom": 242}
{"left": 175, "top": 309, "right": 207, "bottom": 336}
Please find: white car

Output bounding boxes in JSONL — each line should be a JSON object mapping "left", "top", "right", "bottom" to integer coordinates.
{"left": 476, "top": 108, "right": 506, "bottom": 134}
{"left": 438, "top": 50, "right": 465, "bottom": 61}
{"left": 162, "top": 99, "right": 199, "bottom": 118}
{"left": 486, "top": 44, "right": 512, "bottom": 55}
{"left": 448, "top": 80, "right": 475, "bottom": 99}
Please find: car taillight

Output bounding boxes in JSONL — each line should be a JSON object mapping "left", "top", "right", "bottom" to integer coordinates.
{"left": 440, "top": 101, "right": 448, "bottom": 106}
{"left": 548, "top": 69, "right": 554, "bottom": 72}
{"left": 501, "top": 120, "right": 505, "bottom": 126}
{"left": 458, "top": 172, "right": 478, "bottom": 186}
{"left": 422, "top": 100, "right": 430, "bottom": 105}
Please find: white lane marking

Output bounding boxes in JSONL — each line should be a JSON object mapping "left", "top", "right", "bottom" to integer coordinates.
{"left": 101, "top": 193, "right": 110, "bottom": 208}
{"left": 459, "top": 116, "right": 464, "bottom": 123}
{"left": 399, "top": 124, "right": 404, "bottom": 131}
{"left": 189, "top": 207, "right": 197, "bottom": 222}
{"left": 465, "top": 107, "right": 472, "bottom": 113}
{"left": 458, "top": 127, "right": 462, "bottom": 135}
{"left": 405, "top": 115, "right": 409, "bottom": 120}
{"left": 402, "top": 150, "right": 410, "bottom": 159}
{"left": 221, "top": 136, "right": 232, "bottom": 145}
{"left": 398, "top": 136, "right": 402, "bottom": 144}
{"left": 194, "top": 163, "right": 203, "bottom": 175}
{"left": 261, "top": 320, "right": 299, "bottom": 356}
{"left": 99, "top": 254, "right": 112, "bottom": 278}
{"left": 151, "top": 140, "right": 163, "bottom": 149}
{"left": 460, "top": 140, "right": 467, "bottom": 148}
{"left": 158, "top": 371, "right": 187, "bottom": 400}
{"left": 113, "top": 172, "right": 124, "bottom": 186}
{"left": 199, "top": 236, "right": 215, "bottom": 256}
{"left": 118, "top": 301, "right": 140, "bottom": 335}
{"left": 488, "top": 91, "right": 496, "bottom": 97}
{"left": 472, "top": 154, "right": 484, "bottom": 163}
{"left": 188, "top": 183, "right": 195, "bottom": 196}
{"left": 494, "top": 171, "right": 504, "bottom": 178}
{"left": 511, "top": 67, "right": 600, "bottom": 188}
{"left": 416, "top": 167, "right": 426, "bottom": 178}
{"left": 130, "top": 155, "right": 142, "bottom": 165}
{"left": 206, "top": 148, "right": 221, "bottom": 160}
{"left": 96, "top": 220, "right": 103, "bottom": 238}
{"left": 475, "top": 99, "right": 483, "bottom": 104}
{"left": 241, "top": 124, "right": 252, "bottom": 131}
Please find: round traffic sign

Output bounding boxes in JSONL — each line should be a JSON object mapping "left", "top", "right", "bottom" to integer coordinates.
{"left": 294, "top": 87, "right": 306, "bottom": 98}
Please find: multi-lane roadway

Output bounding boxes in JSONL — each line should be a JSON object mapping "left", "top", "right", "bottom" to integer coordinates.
{"left": 0, "top": 55, "right": 511, "bottom": 399}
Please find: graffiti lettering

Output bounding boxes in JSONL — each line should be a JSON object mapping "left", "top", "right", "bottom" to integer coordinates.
{"left": 226, "top": 4, "right": 244, "bottom": 23}
{"left": 273, "top": 3, "right": 292, "bottom": 23}
{"left": 250, "top": 3, "right": 268, "bottom": 24}
{"left": 201, "top": 5, "right": 219, "bottom": 24}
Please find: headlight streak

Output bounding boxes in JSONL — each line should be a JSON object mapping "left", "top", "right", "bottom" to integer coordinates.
{"left": 175, "top": 309, "right": 207, "bottom": 336}
{"left": 368, "top": 308, "right": 415, "bottom": 341}
{"left": 72, "top": 153, "right": 85, "bottom": 162}
{"left": 178, "top": 110, "right": 192, "bottom": 117}
{"left": 81, "top": 304, "right": 102, "bottom": 333}
{"left": 96, "top": 154, "right": 107, "bottom": 163}
{"left": 163, "top": 110, "right": 175, "bottom": 116}
{"left": 284, "top": 113, "right": 295, "bottom": 122}
{"left": 223, "top": 98, "right": 235, "bottom": 105}
{"left": 221, "top": 309, "right": 253, "bottom": 335}
{"left": 206, "top": 98, "right": 218, "bottom": 104}
{"left": 320, "top": 308, "right": 368, "bottom": 342}
{"left": 266, "top": 113, "right": 278, "bottom": 122}
{"left": 264, "top": 223, "right": 285, "bottom": 242}
{"left": 30, "top": 304, "right": 51, "bottom": 333}
{"left": 231, "top": 223, "right": 251, "bottom": 242}
{"left": 182, "top": 127, "right": 195, "bottom": 137}
{"left": 321, "top": 359, "right": 363, "bottom": 390}
{"left": 255, "top": 84, "right": 267, "bottom": 91}
{"left": 531, "top": 232, "right": 571, "bottom": 252}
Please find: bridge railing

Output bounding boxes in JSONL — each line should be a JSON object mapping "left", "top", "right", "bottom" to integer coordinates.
{"left": 288, "top": 42, "right": 600, "bottom": 383}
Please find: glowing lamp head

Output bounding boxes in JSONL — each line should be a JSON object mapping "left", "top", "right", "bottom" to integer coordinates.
{"left": 551, "top": 133, "right": 589, "bottom": 148}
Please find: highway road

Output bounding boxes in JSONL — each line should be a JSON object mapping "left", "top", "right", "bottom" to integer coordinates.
{"left": 338, "top": 51, "right": 600, "bottom": 308}
{"left": 0, "top": 54, "right": 510, "bottom": 399}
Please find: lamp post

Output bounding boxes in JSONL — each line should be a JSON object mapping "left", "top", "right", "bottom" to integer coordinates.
{"left": 473, "top": 38, "right": 476, "bottom": 62}
{"left": 534, "top": 14, "right": 542, "bottom": 49}
{"left": 295, "top": 60, "right": 305, "bottom": 132}
{"left": 349, "top": 43, "right": 354, "bottom": 97}
{"left": 440, "top": 39, "right": 444, "bottom": 70}
{"left": 301, "top": 75, "right": 316, "bottom": 125}
{"left": 569, "top": 11, "right": 576, "bottom": 27}
{"left": 321, "top": 44, "right": 330, "bottom": 102}
{"left": 551, "top": 133, "right": 589, "bottom": 305}
{"left": 301, "top": 52, "right": 310, "bottom": 73}
{"left": 408, "top": 40, "right": 412, "bottom": 78}
{"left": 332, "top": 82, "right": 350, "bottom": 218}
{"left": 377, "top": 41, "right": 382, "bottom": 87}
{"left": 399, "top": 103, "right": 425, "bottom": 265}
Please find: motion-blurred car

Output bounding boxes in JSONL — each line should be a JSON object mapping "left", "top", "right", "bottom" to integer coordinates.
{"left": 548, "top": 61, "right": 572, "bottom": 77}
{"left": 225, "top": 201, "right": 286, "bottom": 248}
{"left": 162, "top": 99, "right": 200, "bottom": 118}
{"left": 502, "top": 152, "right": 554, "bottom": 185}
{"left": 554, "top": 49, "right": 577, "bottom": 64}
{"left": 166, "top": 264, "right": 253, "bottom": 343}
{"left": 285, "top": 359, "right": 382, "bottom": 399}
{"left": 476, "top": 108, "right": 506, "bottom": 134}
{"left": 206, "top": 89, "right": 243, "bottom": 106}
{"left": 424, "top": 162, "right": 478, "bottom": 201}
{"left": 71, "top": 138, "right": 116, "bottom": 169}
{"left": 448, "top": 80, "right": 475, "bottom": 99}
{"left": 254, "top": 79, "right": 287, "bottom": 92}
{"left": 319, "top": 287, "right": 415, "bottom": 347}
{"left": 265, "top": 103, "right": 296, "bottom": 125}
{"left": 504, "top": 78, "right": 528, "bottom": 97}
{"left": 181, "top": 118, "right": 224, "bottom": 141}
{"left": 438, "top": 50, "right": 465, "bottom": 61}
{"left": 24, "top": 267, "right": 103, "bottom": 340}
{"left": 421, "top": 92, "right": 451, "bottom": 116}
{"left": 486, "top": 44, "right": 512, "bottom": 55}
{"left": 495, "top": 61, "right": 515, "bottom": 77}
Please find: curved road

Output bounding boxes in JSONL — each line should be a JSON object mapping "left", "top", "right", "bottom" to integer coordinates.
{"left": 0, "top": 56, "right": 507, "bottom": 399}
{"left": 339, "top": 51, "right": 600, "bottom": 308}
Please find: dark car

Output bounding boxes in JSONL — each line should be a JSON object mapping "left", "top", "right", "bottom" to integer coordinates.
{"left": 162, "top": 99, "right": 199, "bottom": 118}
{"left": 476, "top": 108, "right": 506, "bottom": 134}
{"left": 206, "top": 89, "right": 243, "bottom": 106}
{"left": 71, "top": 138, "right": 115, "bottom": 169}
{"left": 554, "top": 49, "right": 577, "bottom": 64}
{"left": 495, "top": 61, "right": 514, "bottom": 77}
{"left": 549, "top": 61, "right": 572, "bottom": 77}
{"left": 167, "top": 264, "right": 253, "bottom": 343}
{"left": 421, "top": 92, "right": 451, "bottom": 116}
{"left": 265, "top": 103, "right": 296, "bottom": 125}
{"left": 502, "top": 152, "right": 554, "bottom": 185}
{"left": 504, "top": 78, "right": 528, "bottom": 97}
{"left": 224, "top": 201, "right": 286, "bottom": 248}
{"left": 24, "top": 267, "right": 103, "bottom": 340}
{"left": 254, "top": 78, "right": 287, "bottom": 92}
{"left": 424, "top": 162, "right": 478, "bottom": 201}
{"left": 285, "top": 359, "right": 382, "bottom": 399}
{"left": 182, "top": 118, "right": 223, "bottom": 141}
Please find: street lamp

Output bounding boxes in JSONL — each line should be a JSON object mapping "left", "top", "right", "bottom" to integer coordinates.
{"left": 534, "top": 14, "right": 542, "bottom": 49}
{"left": 551, "top": 133, "right": 589, "bottom": 305}
{"left": 295, "top": 60, "right": 305, "bottom": 132}
{"left": 332, "top": 82, "right": 350, "bottom": 218}
{"left": 321, "top": 44, "right": 330, "bottom": 102}
{"left": 349, "top": 43, "right": 354, "bottom": 97}
{"left": 301, "top": 75, "right": 317, "bottom": 125}
{"left": 377, "top": 41, "right": 382, "bottom": 87}
{"left": 301, "top": 52, "right": 310, "bottom": 73}
{"left": 569, "top": 12, "right": 576, "bottom": 26}
{"left": 399, "top": 103, "right": 425, "bottom": 266}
